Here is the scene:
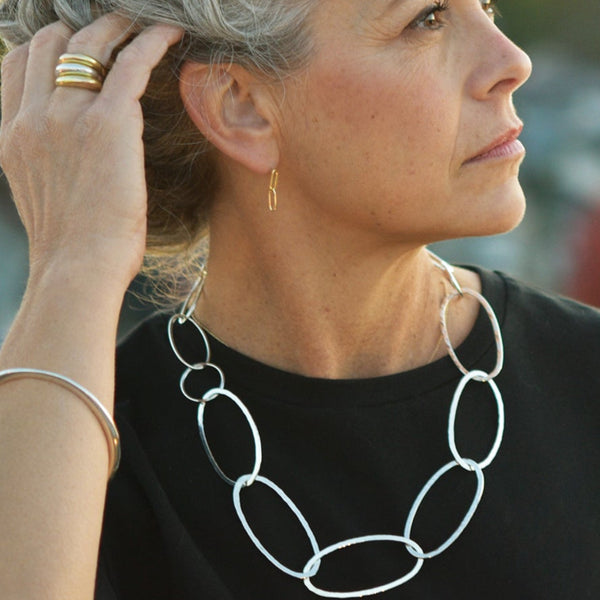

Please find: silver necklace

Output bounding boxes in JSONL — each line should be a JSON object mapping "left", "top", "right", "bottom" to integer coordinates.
{"left": 167, "top": 253, "right": 505, "bottom": 598}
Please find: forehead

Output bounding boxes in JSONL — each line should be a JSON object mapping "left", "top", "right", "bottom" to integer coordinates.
{"left": 376, "top": 0, "right": 406, "bottom": 11}
{"left": 312, "top": 0, "right": 409, "bottom": 30}
{"left": 358, "top": 0, "right": 408, "bottom": 16}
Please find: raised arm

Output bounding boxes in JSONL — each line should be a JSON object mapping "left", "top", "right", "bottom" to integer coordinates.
{"left": 0, "top": 15, "right": 182, "bottom": 599}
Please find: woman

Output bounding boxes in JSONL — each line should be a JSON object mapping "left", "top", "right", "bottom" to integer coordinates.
{"left": 0, "top": 0, "right": 598, "bottom": 598}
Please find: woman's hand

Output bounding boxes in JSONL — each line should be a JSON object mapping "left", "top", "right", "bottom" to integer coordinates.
{"left": 0, "top": 14, "right": 183, "bottom": 290}
{"left": 0, "top": 18, "right": 183, "bottom": 598}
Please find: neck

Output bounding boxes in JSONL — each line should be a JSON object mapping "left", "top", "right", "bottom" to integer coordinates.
{"left": 196, "top": 199, "right": 480, "bottom": 379}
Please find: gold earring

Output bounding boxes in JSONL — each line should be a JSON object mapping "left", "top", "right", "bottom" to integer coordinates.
{"left": 268, "top": 168, "right": 279, "bottom": 212}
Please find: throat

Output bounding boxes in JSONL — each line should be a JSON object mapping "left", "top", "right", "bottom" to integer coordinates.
{"left": 307, "top": 289, "right": 447, "bottom": 379}
{"left": 195, "top": 258, "right": 472, "bottom": 380}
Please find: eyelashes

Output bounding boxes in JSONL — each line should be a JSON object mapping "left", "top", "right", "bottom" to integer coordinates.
{"left": 410, "top": 1, "right": 450, "bottom": 31}
{"left": 410, "top": 0, "right": 502, "bottom": 32}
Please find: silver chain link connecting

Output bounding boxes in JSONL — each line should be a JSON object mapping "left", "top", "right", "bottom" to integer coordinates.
{"left": 168, "top": 255, "right": 505, "bottom": 597}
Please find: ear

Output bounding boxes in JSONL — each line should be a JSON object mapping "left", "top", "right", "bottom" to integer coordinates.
{"left": 179, "top": 61, "right": 280, "bottom": 175}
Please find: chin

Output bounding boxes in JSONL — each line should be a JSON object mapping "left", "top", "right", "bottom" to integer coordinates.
{"left": 462, "top": 179, "right": 527, "bottom": 238}
{"left": 493, "top": 182, "right": 527, "bottom": 231}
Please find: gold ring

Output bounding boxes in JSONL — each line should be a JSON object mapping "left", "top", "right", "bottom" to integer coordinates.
{"left": 55, "top": 74, "right": 103, "bottom": 92}
{"left": 57, "top": 52, "right": 108, "bottom": 78}
{"left": 55, "top": 52, "right": 108, "bottom": 92}
{"left": 55, "top": 63, "right": 104, "bottom": 80}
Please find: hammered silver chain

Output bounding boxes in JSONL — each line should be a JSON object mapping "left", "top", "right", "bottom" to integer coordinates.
{"left": 167, "top": 254, "right": 505, "bottom": 598}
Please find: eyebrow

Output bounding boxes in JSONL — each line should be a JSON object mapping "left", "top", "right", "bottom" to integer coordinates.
{"left": 377, "top": 0, "right": 408, "bottom": 19}
{"left": 384, "top": 0, "right": 407, "bottom": 10}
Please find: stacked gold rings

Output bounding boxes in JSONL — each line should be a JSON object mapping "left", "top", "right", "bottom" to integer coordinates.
{"left": 55, "top": 53, "right": 109, "bottom": 92}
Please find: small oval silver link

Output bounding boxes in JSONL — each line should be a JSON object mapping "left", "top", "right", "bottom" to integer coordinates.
{"left": 448, "top": 370, "right": 505, "bottom": 471}
{"left": 168, "top": 314, "right": 212, "bottom": 369}
{"left": 179, "top": 363, "right": 226, "bottom": 403}
{"left": 198, "top": 388, "right": 262, "bottom": 486}
{"left": 440, "top": 288, "right": 504, "bottom": 381}
{"left": 302, "top": 535, "right": 424, "bottom": 598}
{"left": 404, "top": 459, "right": 484, "bottom": 559}
{"left": 234, "top": 474, "right": 321, "bottom": 579}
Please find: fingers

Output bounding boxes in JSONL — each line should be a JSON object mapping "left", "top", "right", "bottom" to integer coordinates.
{"left": 19, "top": 21, "right": 72, "bottom": 102}
{"left": 101, "top": 24, "right": 183, "bottom": 102}
{"left": 22, "top": 13, "right": 135, "bottom": 105}
{"left": 1, "top": 43, "right": 29, "bottom": 123}
{"left": 60, "top": 13, "right": 135, "bottom": 67}
{"left": 1, "top": 12, "right": 183, "bottom": 167}
{"left": 24, "top": 16, "right": 182, "bottom": 111}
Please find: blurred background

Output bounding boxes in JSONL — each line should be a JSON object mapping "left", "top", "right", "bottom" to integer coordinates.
{"left": 434, "top": 0, "right": 600, "bottom": 299}
{"left": 1, "top": 0, "right": 599, "bottom": 341}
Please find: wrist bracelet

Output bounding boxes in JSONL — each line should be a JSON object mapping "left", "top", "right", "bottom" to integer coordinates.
{"left": 0, "top": 368, "right": 120, "bottom": 479}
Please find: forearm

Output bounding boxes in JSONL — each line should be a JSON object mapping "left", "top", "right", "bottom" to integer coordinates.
{"left": 0, "top": 12, "right": 183, "bottom": 596}
{"left": 0, "top": 262, "right": 125, "bottom": 599}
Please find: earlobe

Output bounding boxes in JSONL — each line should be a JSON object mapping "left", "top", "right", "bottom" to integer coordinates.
{"left": 179, "top": 61, "right": 279, "bottom": 174}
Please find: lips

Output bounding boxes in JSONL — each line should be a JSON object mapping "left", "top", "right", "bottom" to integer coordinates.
{"left": 465, "top": 125, "right": 525, "bottom": 164}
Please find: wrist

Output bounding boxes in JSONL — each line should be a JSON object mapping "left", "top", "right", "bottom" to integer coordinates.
{"left": 0, "top": 257, "right": 129, "bottom": 411}
{"left": 27, "top": 252, "right": 138, "bottom": 304}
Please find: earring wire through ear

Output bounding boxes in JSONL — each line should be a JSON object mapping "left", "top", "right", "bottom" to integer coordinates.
{"left": 268, "top": 169, "right": 279, "bottom": 212}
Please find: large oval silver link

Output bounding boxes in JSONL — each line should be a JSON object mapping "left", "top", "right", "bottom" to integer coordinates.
{"left": 198, "top": 388, "right": 263, "bottom": 486}
{"left": 448, "top": 370, "right": 505, "bottom": 471}
{"left": 302, "top": 535, "right": 424, "bottom": 598}
{"left": 168, "top": 314, "right": 211, "bottom": 369}
{"left": 404, "top": 459, "right": 484, "bottom": 559}
{"left": 179, "top": 363, "right": 226, "bottom": 402}
{"left": 233, "top": 474, "right": 321, "bottom": 579}
{"left": 440, "top": 288, "right": 504, "bottom": 381}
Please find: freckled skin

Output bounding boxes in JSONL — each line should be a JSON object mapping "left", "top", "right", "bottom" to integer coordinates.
{"left": 187, "top": 0, "right": 532, "bottom": 378}
{"left": 275, "top": 0, "right": 532, "bottom": 245}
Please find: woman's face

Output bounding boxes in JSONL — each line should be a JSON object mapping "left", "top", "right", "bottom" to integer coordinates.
{"left": 276, "top": 0, "right": 533, "bottom": 244}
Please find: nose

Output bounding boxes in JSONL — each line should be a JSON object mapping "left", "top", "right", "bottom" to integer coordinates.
{"left": 469, "top": 21, "right": 533, "bottom": 99}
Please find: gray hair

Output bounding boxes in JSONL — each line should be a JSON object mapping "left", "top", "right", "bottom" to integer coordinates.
{"left": 0, "top": 0, "right": 316, "bottom": 300}
{"left": 1, "top": 1, "right": 316, "bottom": 75}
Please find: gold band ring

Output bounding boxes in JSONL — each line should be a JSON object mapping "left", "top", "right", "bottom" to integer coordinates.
{"left": 55, "top": 52, "right": 108, "bottom": 92}
{"left": 55, "top": 74, "right": 103, "bottom": 92}
{"left": 57, "top": 52, "right": 108, "bottom": 78}
{"left": 55, "top": 62, "right": 104, "bottom": 79}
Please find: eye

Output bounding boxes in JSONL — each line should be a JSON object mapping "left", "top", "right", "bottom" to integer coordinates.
{"left": 481, "top": 0, "right": 501, "bottom": 21}
{"left": 412, "top": 1, "right": 449, "bottom": 31}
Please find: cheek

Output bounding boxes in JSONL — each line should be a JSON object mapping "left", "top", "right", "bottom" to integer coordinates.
{"left": 310, "top": 63, "right": 456, "bottom": 172}
{"left": 280, "top": 56, "right": 462, "bottom": 228}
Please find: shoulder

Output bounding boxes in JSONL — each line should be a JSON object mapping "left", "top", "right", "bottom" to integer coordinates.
{"left": 478, "top": 268, "right": 600, "bottom": 375}
{"left": 495, "top": 269, "right": 600, "bottom": 335}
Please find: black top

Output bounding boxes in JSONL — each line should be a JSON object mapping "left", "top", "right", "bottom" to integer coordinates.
{"left": 96, "top": 268, "right": 600, "bottom": 599}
